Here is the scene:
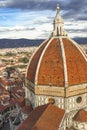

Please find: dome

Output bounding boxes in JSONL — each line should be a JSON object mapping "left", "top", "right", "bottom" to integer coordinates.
{"left": 26, "top": 37, "right": 87, "bottom": 86}
{"left": 26, "top": 5, "right": 87, "bottom": 98}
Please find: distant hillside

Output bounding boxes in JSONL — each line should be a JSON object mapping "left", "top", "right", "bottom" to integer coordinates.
{"left": 73, "top": 37, "right": 87, "bottom": 45}
{"left": 0, "top": 38, "right": 86, "bottom": 48}
{"left": 0, "top": 39, "right": 44, "bottom": 48}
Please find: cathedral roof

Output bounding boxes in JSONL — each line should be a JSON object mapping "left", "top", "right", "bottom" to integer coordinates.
{"left": 73, "top": 109, "right": 87, "bottom": 122}
{"left": 17, "top": 104, "right": 65, "bottom": 130}
{"left": 26, "top": 5, "right": 87, "bottom": 97}
{"left": 21, "top": 104, "right": 33, "bottom": 115}
{"left": 26, "top": 37, "right": 87, "bottom": 87}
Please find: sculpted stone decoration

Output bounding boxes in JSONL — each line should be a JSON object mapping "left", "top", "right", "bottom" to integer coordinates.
{"left": 48, "top": 98, "right": 55, "bottom": 104}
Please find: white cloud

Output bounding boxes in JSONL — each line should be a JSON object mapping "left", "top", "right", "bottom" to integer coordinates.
{"left": 0, "top": 26, "right": 35, "bottom": 32}
{"left": 0, "top": 1, "right": 87, "bottom": 40}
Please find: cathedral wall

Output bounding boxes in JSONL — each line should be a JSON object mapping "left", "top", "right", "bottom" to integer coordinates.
{"left": 73, "top": 121, "right": 87, "bottom": 130}
{"left": 35, "top": 94, "right": 65, "bottom": 109}
{"left": 25, "top": 86, "right": 87, "bottom": 129}
{"left": 64, "top": 93, "right": 87, "bottom": 128}
{"left": 66, "top": 93, "right": 87, "bottom": 112}
{"left": 66, "top": 84, "right": 87, "bottom": 97}
{"left": 25, "top": 87, "right": 35, "bottom": 108}
{"left": 25, "top": 86, "right": 87, "bottom": 111}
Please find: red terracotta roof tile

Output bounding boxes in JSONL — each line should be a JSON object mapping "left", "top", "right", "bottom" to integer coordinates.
{"left": 17, "top": 104, "right": 49, "bottom": 130}
{"left": 26, "top": 37, "right": 87, "bottom": 87}
{"left": 38, "top": 38, "right": 64, "bottom": 86}
{"left": 17, "top": 104, "right": 65, "bottom": 130}
{"left": 9, "top": 98, "right": 17, "bottom": 107}
{"left": 26, "top": 40, "right": 49, "bottom": 83}
{"left": 21, "top": 104, "right": 33, "bottom": 115}
{"left": 63, "top": 38, "right": 87, "bottom": 85}
{"left": 0, "top": 98, "right": 16, "bottom": 112}
{"left": 32, "top": 104, "right": 65, "bottom": 130}
{"left": 0, "top": 105, "right": 7, "bottom": 112}
{"left": 73, "top": 109, "right": 87, "bottom": 122}
{"left": 12, "top": 86, "right": 25, "bottom": 97}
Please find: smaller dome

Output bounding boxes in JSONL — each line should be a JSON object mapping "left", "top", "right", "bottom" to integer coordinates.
{"left": 73, "top": 109, "right": 87, "bottom": 122}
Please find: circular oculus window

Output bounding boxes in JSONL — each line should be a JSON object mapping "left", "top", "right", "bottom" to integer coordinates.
{"left": 48, "top": 98, "right": 55, "bottom": 104}
{"left": 76, "top": 96, "right": 82, "bottom": 103}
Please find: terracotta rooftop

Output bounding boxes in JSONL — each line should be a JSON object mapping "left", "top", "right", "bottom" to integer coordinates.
{"left": 21, "top": 104, "right": 33, "bottom": 115}
{"left": 0, "top": 98, "right": 16, "bottom": 112}
{"left": 9, "top": 98, "right": 17, "bottom": 107}
{"left": 9, "top": 86, "right": 25, "bottom": 108}
{"left": 0, "top": 77, "right": 23, "bottom": 87}
{"left": 12, "top": 86, "right": 25, "bottom": 97}
{"left": 0, "top": 85, "right": 9, "bottom": 95}
{"left": 26, "top": 37, "right": 87, "bottom": 87}
{"left": 73, "top": 109, "right": 87, "bottom": 122}
{"left": 63, "top": 38, "right": 87, "bottom": 86}
{"left": 17, "top": 104, "right": 65, "bottom": 130}
{"left": 32, "top": 104, "right": 65, "bottom": 130}
{"left": 0, "top": 105, "right": 7, "bottom": 112}
{"left": 38, "top": 38, "right": 64, "bottom": 86}
{"left": 26, "top": 39, "right": 49, "bottom": 83}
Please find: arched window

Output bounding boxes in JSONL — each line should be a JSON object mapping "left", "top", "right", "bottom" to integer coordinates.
{"left": 60, "top": 27, "right": 62, "bottom": 35}
{"left": 57, "top": 27, "right": 59, "bottom": 36}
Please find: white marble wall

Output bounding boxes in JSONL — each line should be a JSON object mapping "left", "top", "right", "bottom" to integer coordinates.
{"left": 73, "top": 121, "right": 87, "bottom": 130}
{"left": 25, "top": 87, "right": 35, "bottom": 108}
{"left": 66, "top": 93, "right": 87, "bottom": 112}
{"left": 35, "top": 94, "right": 65, "bottom": 109}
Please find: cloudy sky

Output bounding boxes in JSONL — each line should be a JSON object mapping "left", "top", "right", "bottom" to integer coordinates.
{"left": 0, "top": 0, "right": 87, "bottom": 42}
